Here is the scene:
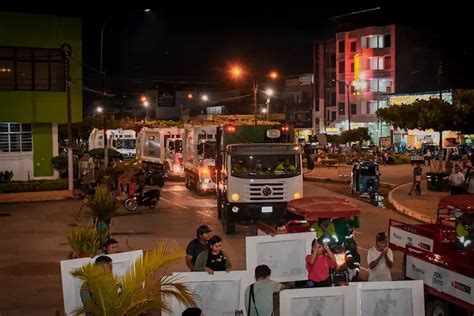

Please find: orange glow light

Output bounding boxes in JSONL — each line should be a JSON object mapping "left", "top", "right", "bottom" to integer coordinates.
{"left": 140, "top": 96, "right": 147, "bottom": 102}
{"left": 187, "top": 93, "right": 193, "bottom": 99}
{"left": 269, "top": 71, "right": 279, "bottom": 79}
{"left": 229, "top": 65, "right": 243, "bottom": 79}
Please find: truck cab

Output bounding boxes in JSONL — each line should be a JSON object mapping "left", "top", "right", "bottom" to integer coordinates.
{"left": 216, "top": 124, "right": 306, "bottom": 233}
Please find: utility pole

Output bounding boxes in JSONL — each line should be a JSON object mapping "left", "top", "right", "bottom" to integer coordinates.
{"left": 61, "top": 43, "right": 74, "bottom": 192}
{"left": 253, "top": 80, "right": 258, "bottom": 125}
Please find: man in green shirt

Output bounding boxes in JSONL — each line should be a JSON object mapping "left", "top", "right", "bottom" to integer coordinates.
{"left": 245, "top": 265, "right": 285, "bottom": 316}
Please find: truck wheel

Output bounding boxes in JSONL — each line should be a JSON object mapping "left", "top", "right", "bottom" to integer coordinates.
{"left": 221, "top": 206, "right": 236, "bottom": 234}
{"left": 185, "top": 175, "right": 192, "bottom": 190}
{"left": 427, "top": 299, "right": 450, "bottom": 316}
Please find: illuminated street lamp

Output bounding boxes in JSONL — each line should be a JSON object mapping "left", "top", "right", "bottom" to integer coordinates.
{"left": 265, "top": 88, "right": 274, "bottom": 97}
{"left": 201, "top": 94, "right": 209, "bottom": 102}
{"left": 96, "top": 106, "right": 108, "bottom": 166}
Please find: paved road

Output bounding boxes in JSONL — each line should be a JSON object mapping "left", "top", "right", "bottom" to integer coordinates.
{"left": 0, "top": 180, "right": 418, "bottom": 315}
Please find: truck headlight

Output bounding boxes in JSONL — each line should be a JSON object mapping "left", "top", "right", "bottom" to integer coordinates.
{"left": 293, "top": 192, "right": 301, "bottom": 199}
{"left": 232, "top": 206, "right": 239, "bottom": 213}
{"left": 231, "top": 193, "right": 240, "bottom": 202}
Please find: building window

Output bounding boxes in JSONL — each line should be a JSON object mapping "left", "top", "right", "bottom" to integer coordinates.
{"left": 351, "top": 104, "right": 357, "bottom": 115}
{"left": 0, "top": 123, "right": 32, "bottom": 152}
{"left": 0, "top": 47, "right": 65, "bottom": 91}
{"left": 369, "top": 101, "right": 378, "bottom": 114}
{"left": 368, "top": 57, "right": 385, "bottom": 70}
{"left": 369, "top": 78, "right": 393, "bottom": 92}
{"left": 361, "top": 35, "right": 384, "bottom": 49}
{"left": 361, "top": 101, "right": 367, "bottom": 114}
{"left": 379, "top": 79, "right": 393, "bottom": 93}
{"left": 379, "top": 100, "right": 388, "bottom": 109}
{"left": 331, "top": 92, "right": 336, "bottom": 106}
{"left": 338, "top": 81, "right": 345, "bottom": 94}
{"left": 384, "top": 34, "right": 391, "bottom": 48}
{"left": 350, "top": 41, "right": 357, "bottom": 52}
{"left": 338, "top": 61, "right": 345, "bottom": 74}
{"left": 338, "top": 40, "right": 345, "bottom": 53}
{"left": 331, "top": 111, "right": 337, "bottom": 122}
{"left": 338, "top": 102, "right": 345, "bottom": 115}
{"left": 384, "top": 56, "right": 391, "bottom": 70}
{"left": 350, "top": 62, "right": 355, "bottom": 73}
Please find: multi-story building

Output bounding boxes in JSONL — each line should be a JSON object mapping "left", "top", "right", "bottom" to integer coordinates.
{"left": 283, "top": 74, "right": 314, "bottom": 130}
{"left": 0, "top": 12, "right": 82, "bottom": 180}
{"left": 315, "top": 24, "right": 440, "bottom": 144}
{"left": 334, "top": 25, "right": 395, "bottom": 142}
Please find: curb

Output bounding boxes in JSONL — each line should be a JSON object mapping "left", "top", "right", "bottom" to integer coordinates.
{"left": 304, "top": 176, "right": 397, "bottom": 189}
{"left": 0, "top": 190, "right": 81, "bottom": 204}
{"left": 388, "top": 182, "right": 437, "bottom": 224}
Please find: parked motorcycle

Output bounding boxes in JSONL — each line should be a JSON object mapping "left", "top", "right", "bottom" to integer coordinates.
{"left": 124, "top": 185, "right": 161, "bottom": 211}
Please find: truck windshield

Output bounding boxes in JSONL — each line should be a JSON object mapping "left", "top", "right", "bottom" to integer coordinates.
{"left": 230, "top": 154, "right": 300, "bottom": 178}
{"left": 116, "top": 139, "right": 136, "bottom": 150}
{"left": 198, "top": 142, "right": 216, "bottom": 159}
{"left": 169, "top": 139, "right": 183, "bottom": 153}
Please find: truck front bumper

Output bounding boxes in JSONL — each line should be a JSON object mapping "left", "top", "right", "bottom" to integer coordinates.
{"left": 226, "top": 202, "right": 287, "bottom": 222}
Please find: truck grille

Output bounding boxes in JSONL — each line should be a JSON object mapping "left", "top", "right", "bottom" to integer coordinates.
{"left": 247, "top": 183, "right": 285, "bottom": 201}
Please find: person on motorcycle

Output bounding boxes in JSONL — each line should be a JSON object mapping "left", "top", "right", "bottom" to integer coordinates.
{"left": 311, "top": 218, "right": 338, "bottom": 244}
{"left": 345, "top": 238, "right": 361, "bottom": 281}
{"left": 455, "top": 211, "right": 473, "bottom": 249}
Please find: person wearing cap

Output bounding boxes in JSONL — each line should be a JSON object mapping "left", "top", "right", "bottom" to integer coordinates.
{"left": 367, "top": 231, "right": 393, "bottom": 281}
{"left": 186, "top": 225, "right": 212, "bottom": 271}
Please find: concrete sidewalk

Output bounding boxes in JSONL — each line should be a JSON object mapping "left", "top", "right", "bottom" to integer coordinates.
{"left": 304, "top": 163, "right": 448, "bottom": 223}
{"left": 388, "top": 181, "right": 449, "bottom": 223}
{"left": 0, "top": 190, "right": 80, "bottom": 203}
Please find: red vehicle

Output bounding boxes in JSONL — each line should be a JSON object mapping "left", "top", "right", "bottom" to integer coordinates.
{"left": 389, "top": 195, "right": 474, "bottom": 316}
{"left": 256, "top": 196, "right": 361, "bottom": 235}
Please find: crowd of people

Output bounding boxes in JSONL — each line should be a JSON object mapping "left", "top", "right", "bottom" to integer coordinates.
{"left": 183, "top": 221, "right": 392, "bottom": 316}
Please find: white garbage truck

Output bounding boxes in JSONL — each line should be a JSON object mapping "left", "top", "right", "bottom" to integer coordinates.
{"left": 136, "top": 127, "right": 184, "bottom": 178}
{"left": 183, "top": 124, "right": 218, "bottom": 195}
{"left": 88, "top": 128, "right": 137, "bottom": 160}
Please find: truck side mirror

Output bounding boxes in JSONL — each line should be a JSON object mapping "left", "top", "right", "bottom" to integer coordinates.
{"left": 307, "top": 154, "right": 315, "bottom": 170}
{"left": 216, "top": 154, "right": 222, "bottom": 170}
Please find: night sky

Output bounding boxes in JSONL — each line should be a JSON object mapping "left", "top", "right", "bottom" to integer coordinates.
{"left": 3, "top": 4, "right": 474, "bottom": 88}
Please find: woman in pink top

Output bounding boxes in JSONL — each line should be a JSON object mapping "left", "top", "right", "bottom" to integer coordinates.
{"left": 306, "top": 238, "right": 337, "bottom": 287}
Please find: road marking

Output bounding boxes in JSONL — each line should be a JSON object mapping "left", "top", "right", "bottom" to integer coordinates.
{"left": 160, "top": 197, "right": 189, "bottom": 210}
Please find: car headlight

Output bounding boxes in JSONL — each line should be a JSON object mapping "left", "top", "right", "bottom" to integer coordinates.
{"left": 293, "top": 192, "right": 301, "bottom": 199}
{"left": 231, "top": 193, "right": 240, "bottom": 202}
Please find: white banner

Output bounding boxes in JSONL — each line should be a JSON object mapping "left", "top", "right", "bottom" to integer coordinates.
{"left": 406, "top": 255, "right": 474, "bottom": 306}
{"left": 390, "top": 226, "right": 434, "bottom": 252}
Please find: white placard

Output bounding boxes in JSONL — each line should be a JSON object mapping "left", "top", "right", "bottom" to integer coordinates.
{"left": 246, "top": 232, "right": 314, "bottom": 282}
{"left": 390, "top": 226, "right": 434, "bottom": 252}
{"left": 163, "top": 271, "right": 253, "bottom": 316}
{"left": 406, "top": 255, "right": 474, "bottom": 305}
{"left": 60, "top": 250, "right": 143, "bottom": 315}
{"left": 280, "top": 286, "right": 357, "bottom": 316}
{"left": 356, "top": 280, "right": 425, "bottom": 316}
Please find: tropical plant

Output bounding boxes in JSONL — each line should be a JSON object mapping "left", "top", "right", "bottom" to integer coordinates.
{"left": 71, "top": 240, "right": 196, "bottom": 315}
{"left": 67, "top": 226, "right": 105, "bottom": 257}
{"left": 85, "top": 186, "right": 120, "bottom": 222}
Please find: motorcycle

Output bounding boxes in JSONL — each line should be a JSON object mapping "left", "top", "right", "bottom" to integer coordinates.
{"left": 124, "top": 185, "right": 161, "bottom": 211}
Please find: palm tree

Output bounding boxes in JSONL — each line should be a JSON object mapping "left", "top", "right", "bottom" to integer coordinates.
{"left": 71, "top": 240, "right": 196, "bottom": 315}
{"left": 85, "top": 186, "right": 119, "bottom": 236}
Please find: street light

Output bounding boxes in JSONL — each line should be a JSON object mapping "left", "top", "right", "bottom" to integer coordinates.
{"left": 229, "top": 65, "right": 279, "bottom": 124}
{"left": 201, "top": 94, "right": 209, "bottom": 102}
{"left": 96, "top": 106, "right": 108, "bottom": 167}
{"left": 143, "top": 100, "right": 150, "bottom": 121}
{"left": 333, "top": 79, "right": 354, "bottom": 130}
{"left": 265, "top": 88, "right": 274, "bottom": 97}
